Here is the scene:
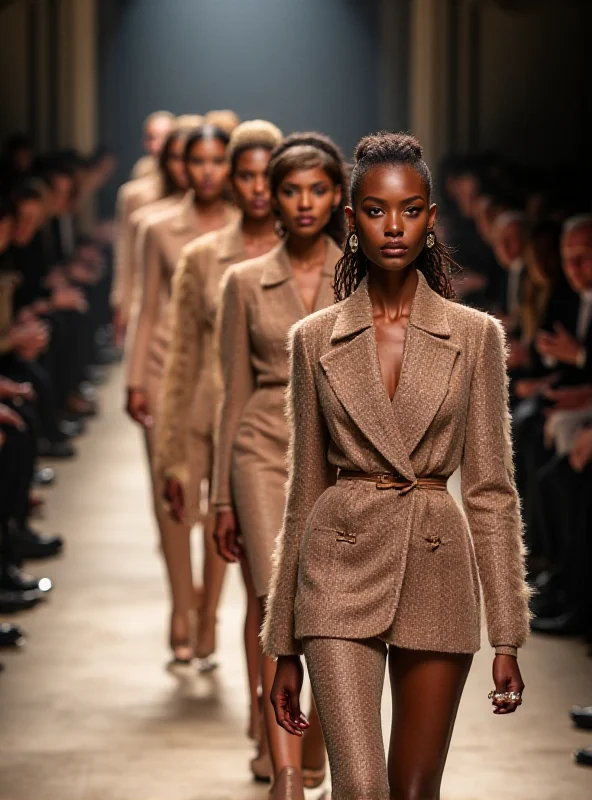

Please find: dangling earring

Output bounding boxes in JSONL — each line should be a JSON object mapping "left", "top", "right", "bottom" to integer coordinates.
{"left": 426, "top": 231, "right": 436, "bottom": 249}
{"left": 348, "top": 232, "right": 359, "bottom": 253}
{"left": 274, "top": 219, "right": 286, "bottom": 238}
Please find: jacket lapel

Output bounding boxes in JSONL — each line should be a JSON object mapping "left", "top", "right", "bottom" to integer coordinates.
{"left": 320, "top": 272, "right": 460, "bottom": 476}
{"left": 320, "top": 278, "right": 415, "bottom": 480}
{"left": 392, "top": 273, "right": 460, "bottom": 456}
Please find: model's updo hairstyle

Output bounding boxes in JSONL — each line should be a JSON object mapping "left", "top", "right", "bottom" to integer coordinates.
{"left": 334, "top": 131, "right": 456, "bottom": 301}
{"left": 227, "top": 120, "right": 283, "bottom": 175}
{"left": 183, "top": 123, "right": 231, "bottom": 162}
{"left": 267, "top": 132, "right": 349, "bottom": 247}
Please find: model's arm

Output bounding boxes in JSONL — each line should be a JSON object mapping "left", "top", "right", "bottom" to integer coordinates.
{"left": 126, "top": 223, "right": 161, "bottom": 399}
{"left": 261, "top": 323, "right": 336, "bottom": 658}
{"left": 461, "top": 314, "right": 532, "bottom": 657}
{"left": 156, "top": 247, "right": 204, "bottom": 486}
{"left": 210, "top": 268, "right": 256, "bottom": 509}
{"left": 112, "top": 186, "right": 140, "bottom": 338}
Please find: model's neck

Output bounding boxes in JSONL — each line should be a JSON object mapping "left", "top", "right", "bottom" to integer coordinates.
{"left": 241, "top": 214, "right": 276, "bottom": 239}
{"left": 367, "top": 264, "right": 418, "bottom": 318}
{"left": 285, "top": 232, "right": 327, "bottom": 266}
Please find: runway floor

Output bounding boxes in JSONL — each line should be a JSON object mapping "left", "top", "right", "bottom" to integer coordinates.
{"left": 0, "top": 367, "right": 590, "bottom": 800}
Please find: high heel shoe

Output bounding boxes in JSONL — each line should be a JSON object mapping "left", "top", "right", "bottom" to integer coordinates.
{"left": 268, "top": 767, "right": 305, "bottom": 800}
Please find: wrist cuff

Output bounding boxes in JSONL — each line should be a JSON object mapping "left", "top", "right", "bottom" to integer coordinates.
{"left": 494, "top": 645, "right": 518, "bottom": 657}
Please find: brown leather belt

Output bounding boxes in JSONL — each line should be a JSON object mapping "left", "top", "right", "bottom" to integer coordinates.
{"left": 337, "top": 470, "right": 448, "bottom": 495}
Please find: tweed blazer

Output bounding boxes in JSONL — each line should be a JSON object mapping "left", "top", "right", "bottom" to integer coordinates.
{"left": 156, "top": 217, "right": 251, "bottom": 486}
{"left": 210, "top": 237, "right": 342, "bottom": 510}
{"left": 262, "top": 271, "right": 531, "bottom": 658}
{"left": 126, "top": 193, "right": 238, "bottom": 390}
{"left": 112, "top": 174, "right": 165, "bottom": 324}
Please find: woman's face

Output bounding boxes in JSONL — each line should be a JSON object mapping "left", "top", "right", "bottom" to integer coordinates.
{"left": 348, "top": 164, "right": 436, "bottom": 274}
{"left": 186, "top": 137, "right": 230, "bottom": 202}
{"left": 275, "top": 165, "right": 341, "bottom": 239}
{"left": 231, "top": 147, "right": 273, "bottom": 221}
{"left": 165, "top": 136, "right": 189, "bottom": 191}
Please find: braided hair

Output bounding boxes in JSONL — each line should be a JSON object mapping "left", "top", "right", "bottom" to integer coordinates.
{"left": 334, "top": 132, "right": 456, "bottom": 301}
{"left": 267, "top": 132, "right": 349, "bottom": 247}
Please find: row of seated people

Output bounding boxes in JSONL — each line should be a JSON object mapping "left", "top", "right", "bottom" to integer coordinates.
{"left": 0, "top": 134, "right": 118, "bottom": 658}
{"left": 439, "top": 154, "right": 592, "bottom": 758}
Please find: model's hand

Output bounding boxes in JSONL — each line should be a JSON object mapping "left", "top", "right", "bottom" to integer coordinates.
{"left": 491, "top": 655, "right": 524, "bottom": 715}
{"left": 270, "top": 655, "right": 310, "bottom": 736}
{"left": 126, "top": 388, "right": 153, "bottom": 428}
{"left": 213, "top": 509, "right": 243, "bottom": 563}
{"left": 164, "top": 477, "right": 185, "bottom": 522}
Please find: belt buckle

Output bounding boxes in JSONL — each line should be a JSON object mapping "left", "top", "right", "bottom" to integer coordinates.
{"left": 376, "top": 473, "right": 398, "bottom": 490}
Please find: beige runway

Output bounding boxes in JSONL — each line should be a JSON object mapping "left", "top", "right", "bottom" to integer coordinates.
{"left": 0, "top": 368, "right": 589, "bottom": 800}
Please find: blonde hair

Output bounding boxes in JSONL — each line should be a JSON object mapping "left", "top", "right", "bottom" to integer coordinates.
{"left": 175, "top": 114, "right": 205, "bottom": 133}
{"left": 205, "top": 109, "right": 241, "bottom": 135}
{"left": 144, "top": 110, "right": 175, "bottom": 128}
{"left": 227, "top": 120, "right": 283, "bottom": 169}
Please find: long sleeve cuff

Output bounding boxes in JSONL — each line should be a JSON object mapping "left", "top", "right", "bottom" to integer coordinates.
{"left": 494, "top": 645, "right": 518, "bottom": 657}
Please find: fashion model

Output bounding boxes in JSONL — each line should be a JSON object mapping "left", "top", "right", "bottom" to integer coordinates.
{"left": 125, "top": 123, "right": 238, "bottom": 665}
{"left": 262, "top": 133, "right": 531, "bottom": 800}
{"left": 124, "top": 120, "right": 204, "bottom": 325}
{"left": 112, "top": 114, "right": 204, "bottom": 344}
{"left": 212, "top": 133, "right": 348, "bottom": 799}
{"left": 155, "top": 119, "right": 282, "bottom": 763}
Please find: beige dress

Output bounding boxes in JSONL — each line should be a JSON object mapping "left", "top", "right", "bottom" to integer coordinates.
{"left": 211, "top": 237, "right": 342, "bottom": 597}
{"left": 261, "top": 272, "right": 531, "bottom": 658}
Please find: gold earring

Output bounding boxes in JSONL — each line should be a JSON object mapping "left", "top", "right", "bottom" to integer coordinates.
{"left": 349, "top": 232, "right": 359, "bottom": 253}
{"left": 275, "top": 219, "right": 286, "bottom": 238}
{"left": 426, "top": 231, "right": 436, "bottom": 249}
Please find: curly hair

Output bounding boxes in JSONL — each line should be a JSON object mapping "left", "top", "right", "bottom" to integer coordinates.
{"left": 334, "top": 131, "right": 456, "bottom": 301}
{"left": 267, "top": 132, "right": 349, "bottom": 247}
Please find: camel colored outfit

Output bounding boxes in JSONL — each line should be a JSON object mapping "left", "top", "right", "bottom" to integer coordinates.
{"left": 131, "top": 154, "right": 157, "bottom": 180}
{"left": 127, "top": 194, "right": 237, "bottom": 524}
{"left": 211, "top": 237, "right": 342, "bottom": 597}
{"left": 112, "top": 174, "right": 164, "bottom": 326}
{"left": 262, "top": 271, "right": 531, "bottom": 658}
{"left": 156, "top": 217, "right": 251, "bottom": 499}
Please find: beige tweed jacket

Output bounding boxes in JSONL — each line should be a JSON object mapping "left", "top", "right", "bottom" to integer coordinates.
{"left": 126, "top": 193, "right": 238, "bottom": 391}
{"left": 155, "top": 217, "right": 250, "bottom": 487}
{"left": 131, "top": 154, "right": 157, "bottom": 181}
{"left": 112, "top": 174, "right": 165, "bottom": 324}
{"left": 262, "top": 271, "right": 531, "bottom": 658}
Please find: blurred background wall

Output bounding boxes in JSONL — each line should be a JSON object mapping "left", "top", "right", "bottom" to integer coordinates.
{"left": 0, "top": 0, "right": 590, "bottom": 205}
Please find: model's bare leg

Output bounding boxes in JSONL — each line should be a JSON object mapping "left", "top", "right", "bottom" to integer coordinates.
{"left": 260, "top": 597, "right": 303, "bottom": 779}
{"left": 196, "top": 511, "right": 227, "bottom": 660}
{"left": 387, "top": 647, "right": 473, "bottom": 800}
{"left": 240, "top": 557, "right": 262, "bottom": 741}
{"left": 145, "top": 430, "right": 195, "bottom": 662}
